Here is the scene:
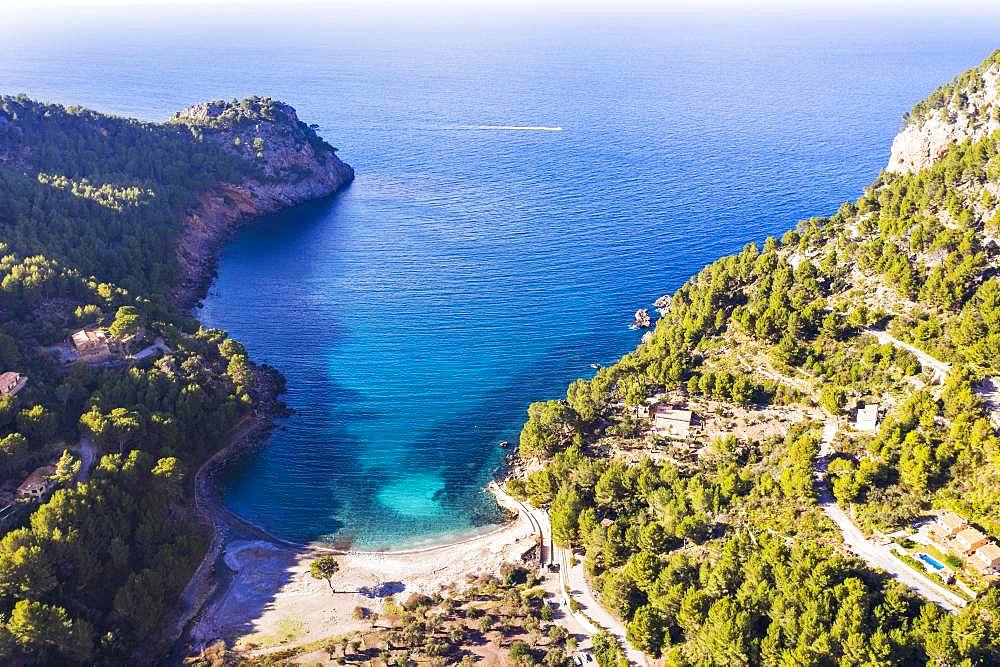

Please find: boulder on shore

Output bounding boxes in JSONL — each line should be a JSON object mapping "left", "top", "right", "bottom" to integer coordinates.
{"left": 633, "top": 308, "right": 652, "bottom": 328}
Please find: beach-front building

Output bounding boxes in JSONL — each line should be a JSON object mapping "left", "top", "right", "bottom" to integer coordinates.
{"left": 0, "top": 371, "right": 27, "bottom": 398}
{"left": 954, "top": 526, "right": 990, "bottom": 555}
{"left": 653, "top": 405, "right": 693, "bottom": 438}
{"left": 72, "top": 328, "right": 111, "bottom": 361}
{"left": 934, "top": 510, "right": 968, "bottom": 539}
{"left": 971, "top": 543, "right": 1000, "bottom": 574}
{"left": 16, "top": 465, "right": 55, "bottom": 500}
{"left": 855, "top": 403, "right": 879, "bottom": 432}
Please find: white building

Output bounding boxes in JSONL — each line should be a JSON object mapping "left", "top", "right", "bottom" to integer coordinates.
{"left": 855, "top": 403, "right": 879, "bottom": 432}
{"left": 653, "top": 406, "right": 693, "bottom": 438}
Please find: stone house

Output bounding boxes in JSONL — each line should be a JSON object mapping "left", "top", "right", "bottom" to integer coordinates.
{"left": 72, "top": 328, "right": 111, "bottom": 361}
{"left": 954, "top": 527, "right": 990, "bottom": 555}
{"left": 934, "top": 510, "right": 967, "bottom": 539}
{"left": 0, "top": 371, "right": 27, "bottom": 398}
{"left": 971, "top": 543, "right": 1000, "bottom": 574}
{"left": 855, "top": 403, "right": 879, "bottom": 432}
{"left": 633, "top": 396, "right": 663, "bottom": 421}
{"left": 16, "top": 465, "right": 55, "bottom": 500}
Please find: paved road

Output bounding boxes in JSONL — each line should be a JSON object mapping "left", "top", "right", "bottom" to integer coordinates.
{"left": 491, "top": 482, "right": 648, "bottom": 666}
{"left": 555, "top": 541, "right": 649, "bottom": 666}
{"left": 489, "top": 482, "right": 551, "bottom": 576}
{"left": 489, "top": 484, "right": 604, "bottom": 651}
{"left": 815, "top": 418, "right": 966, "bottom": 612}
{"left": 868, "top": 327, "right": 1000, "bottom": 438}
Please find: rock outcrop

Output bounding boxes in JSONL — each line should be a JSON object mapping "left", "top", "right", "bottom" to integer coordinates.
{"left": 887, "top": 52, "right": 1000, "bottom": 174}
{"left": 169, "top": 97, "right": 355, "bottom": 308}
{"left": 632, "top": 308, "right": 652, "bottom": 328}
{"left": 654, "top": 294, "right": 672, "bottom": 315}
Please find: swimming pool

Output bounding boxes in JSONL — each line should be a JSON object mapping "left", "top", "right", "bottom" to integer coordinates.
{"left": 918, "top": 553, "right": 946, "bottom": 571}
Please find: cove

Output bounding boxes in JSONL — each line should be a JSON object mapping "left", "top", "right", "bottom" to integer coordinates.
{"left": 181, "top": 19, "right": 1000, "bottom": 550}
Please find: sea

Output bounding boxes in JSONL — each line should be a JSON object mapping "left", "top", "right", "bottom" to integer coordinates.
{"left": 4, "top": 3, "right": 1000, "bottom": 549}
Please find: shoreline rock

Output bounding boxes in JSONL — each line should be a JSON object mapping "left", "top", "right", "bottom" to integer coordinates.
{"left": 654, "top": 293, "right": 672, "bottom": 315}
{"left": 632, "top": 308, "right": 652, "bottom": 328}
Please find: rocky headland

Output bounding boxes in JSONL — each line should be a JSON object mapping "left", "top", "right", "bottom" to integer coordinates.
{"left": 167, "top": 97, "right": 355, "bottom": 308}
{"left": 888, "top": 53, "right": 1000, "bottom": 174}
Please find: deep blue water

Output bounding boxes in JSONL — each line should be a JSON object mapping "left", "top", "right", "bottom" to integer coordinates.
{"left": 5, "top": 5, "right": 1000, "bottom": 548}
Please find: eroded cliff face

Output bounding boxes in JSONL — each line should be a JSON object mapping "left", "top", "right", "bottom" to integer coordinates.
{"left": 887, "top": 55, "right": 1000, "bottom": 174}
{"left": 168, "top": 97, "right": 355, "bottom": 307}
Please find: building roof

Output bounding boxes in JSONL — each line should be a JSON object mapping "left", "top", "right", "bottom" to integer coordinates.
{"left": 653, "top": 406, "right": 692, "bottom": 421}
{"left": 72, "top": 328, "right": 107, "bottom": 346}
{"left": 16, "top": 466, "right": 55, "bottom": 494}
{"left": 653, "top": 407, "right": 693, "bottom": 438}
{"left": 855, "top": 403, "right": 879, "bottom": 431}
{"left": 937, "top": 511, "right": 967, "bottom": 531}
{"left": 0, "top": 371, "right": 25, "bottom": 396}
{"left": 955, "top": 526, "right": 988, "bottom": 546}
{"left": 973, "top": 542, "right": 1000, "bottom": 565}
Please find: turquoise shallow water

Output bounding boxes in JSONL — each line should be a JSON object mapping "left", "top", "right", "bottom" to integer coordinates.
{"left": 5, "top": 6, "right": 1000, "bottom": 549}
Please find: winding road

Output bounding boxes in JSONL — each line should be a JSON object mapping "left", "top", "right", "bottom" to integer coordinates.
{"left": 814, "top": 418, "right": 966, "bottom": 612}
{"left": 490, "top": 483, "right": 647, "bottom": 665}
{"left": 816, "top": 327, "right": 1000, "bottom": 611}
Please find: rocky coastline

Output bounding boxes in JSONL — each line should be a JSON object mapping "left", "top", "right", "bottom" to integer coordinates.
{"left": 887, "top": 57, "right": 1000, "bottom": 174}
{"left": 167, "top": 97, "right": 356, "bottom": 310}
{"left": 153, "top": 99, "right": 355, "bottom": 659}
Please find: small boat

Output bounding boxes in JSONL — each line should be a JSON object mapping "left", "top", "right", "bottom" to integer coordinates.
{"left": 498, "top": 440, "right": 510, "bottom": 449}
{"left": 591, "top": 363, "right": 601, "bottom": 369}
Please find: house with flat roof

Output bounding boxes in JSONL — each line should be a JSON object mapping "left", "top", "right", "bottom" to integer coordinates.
{"left": 855, "top": 403, "right": 879, "bottom": 432}
{"left": 653, "top": 405, "right": 693, "bottom": 439}
{"left": 955, "top": 527, "right": 990, "bottom": 555}
{"left": 971, "top": 543, "right": 1000, "bottom": 574}
{"left": 0, "top": 371, "right": 27, "bottom": 398}
{"left": 16, "top": 465, "right": 55, "bottom": 501}
{"left": 72, "top": 328, "right": 111, "bottom": 361}
{"left": 934, "top": 510, "right": 967, "bottom": 539}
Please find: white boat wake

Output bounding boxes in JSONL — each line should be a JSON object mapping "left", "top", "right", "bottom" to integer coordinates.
{"left": 454, "top": 125, "right": 563, "bottom": 131}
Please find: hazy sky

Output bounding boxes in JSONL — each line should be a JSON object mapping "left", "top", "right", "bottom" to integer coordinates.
{"left": 9, "top": 0, "right": 1000, "bottom": 8}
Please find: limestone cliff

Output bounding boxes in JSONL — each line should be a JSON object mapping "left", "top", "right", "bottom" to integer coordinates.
{"left": 168, "top": 97, "right": 355, "bottom": 307}
{"left": 887, "top": 51, "right": 1000, "bottom": 174}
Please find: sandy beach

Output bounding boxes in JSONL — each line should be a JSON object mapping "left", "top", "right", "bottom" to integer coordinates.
{"left": 185, "top": 483, "right": 537, "bottom": 656}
